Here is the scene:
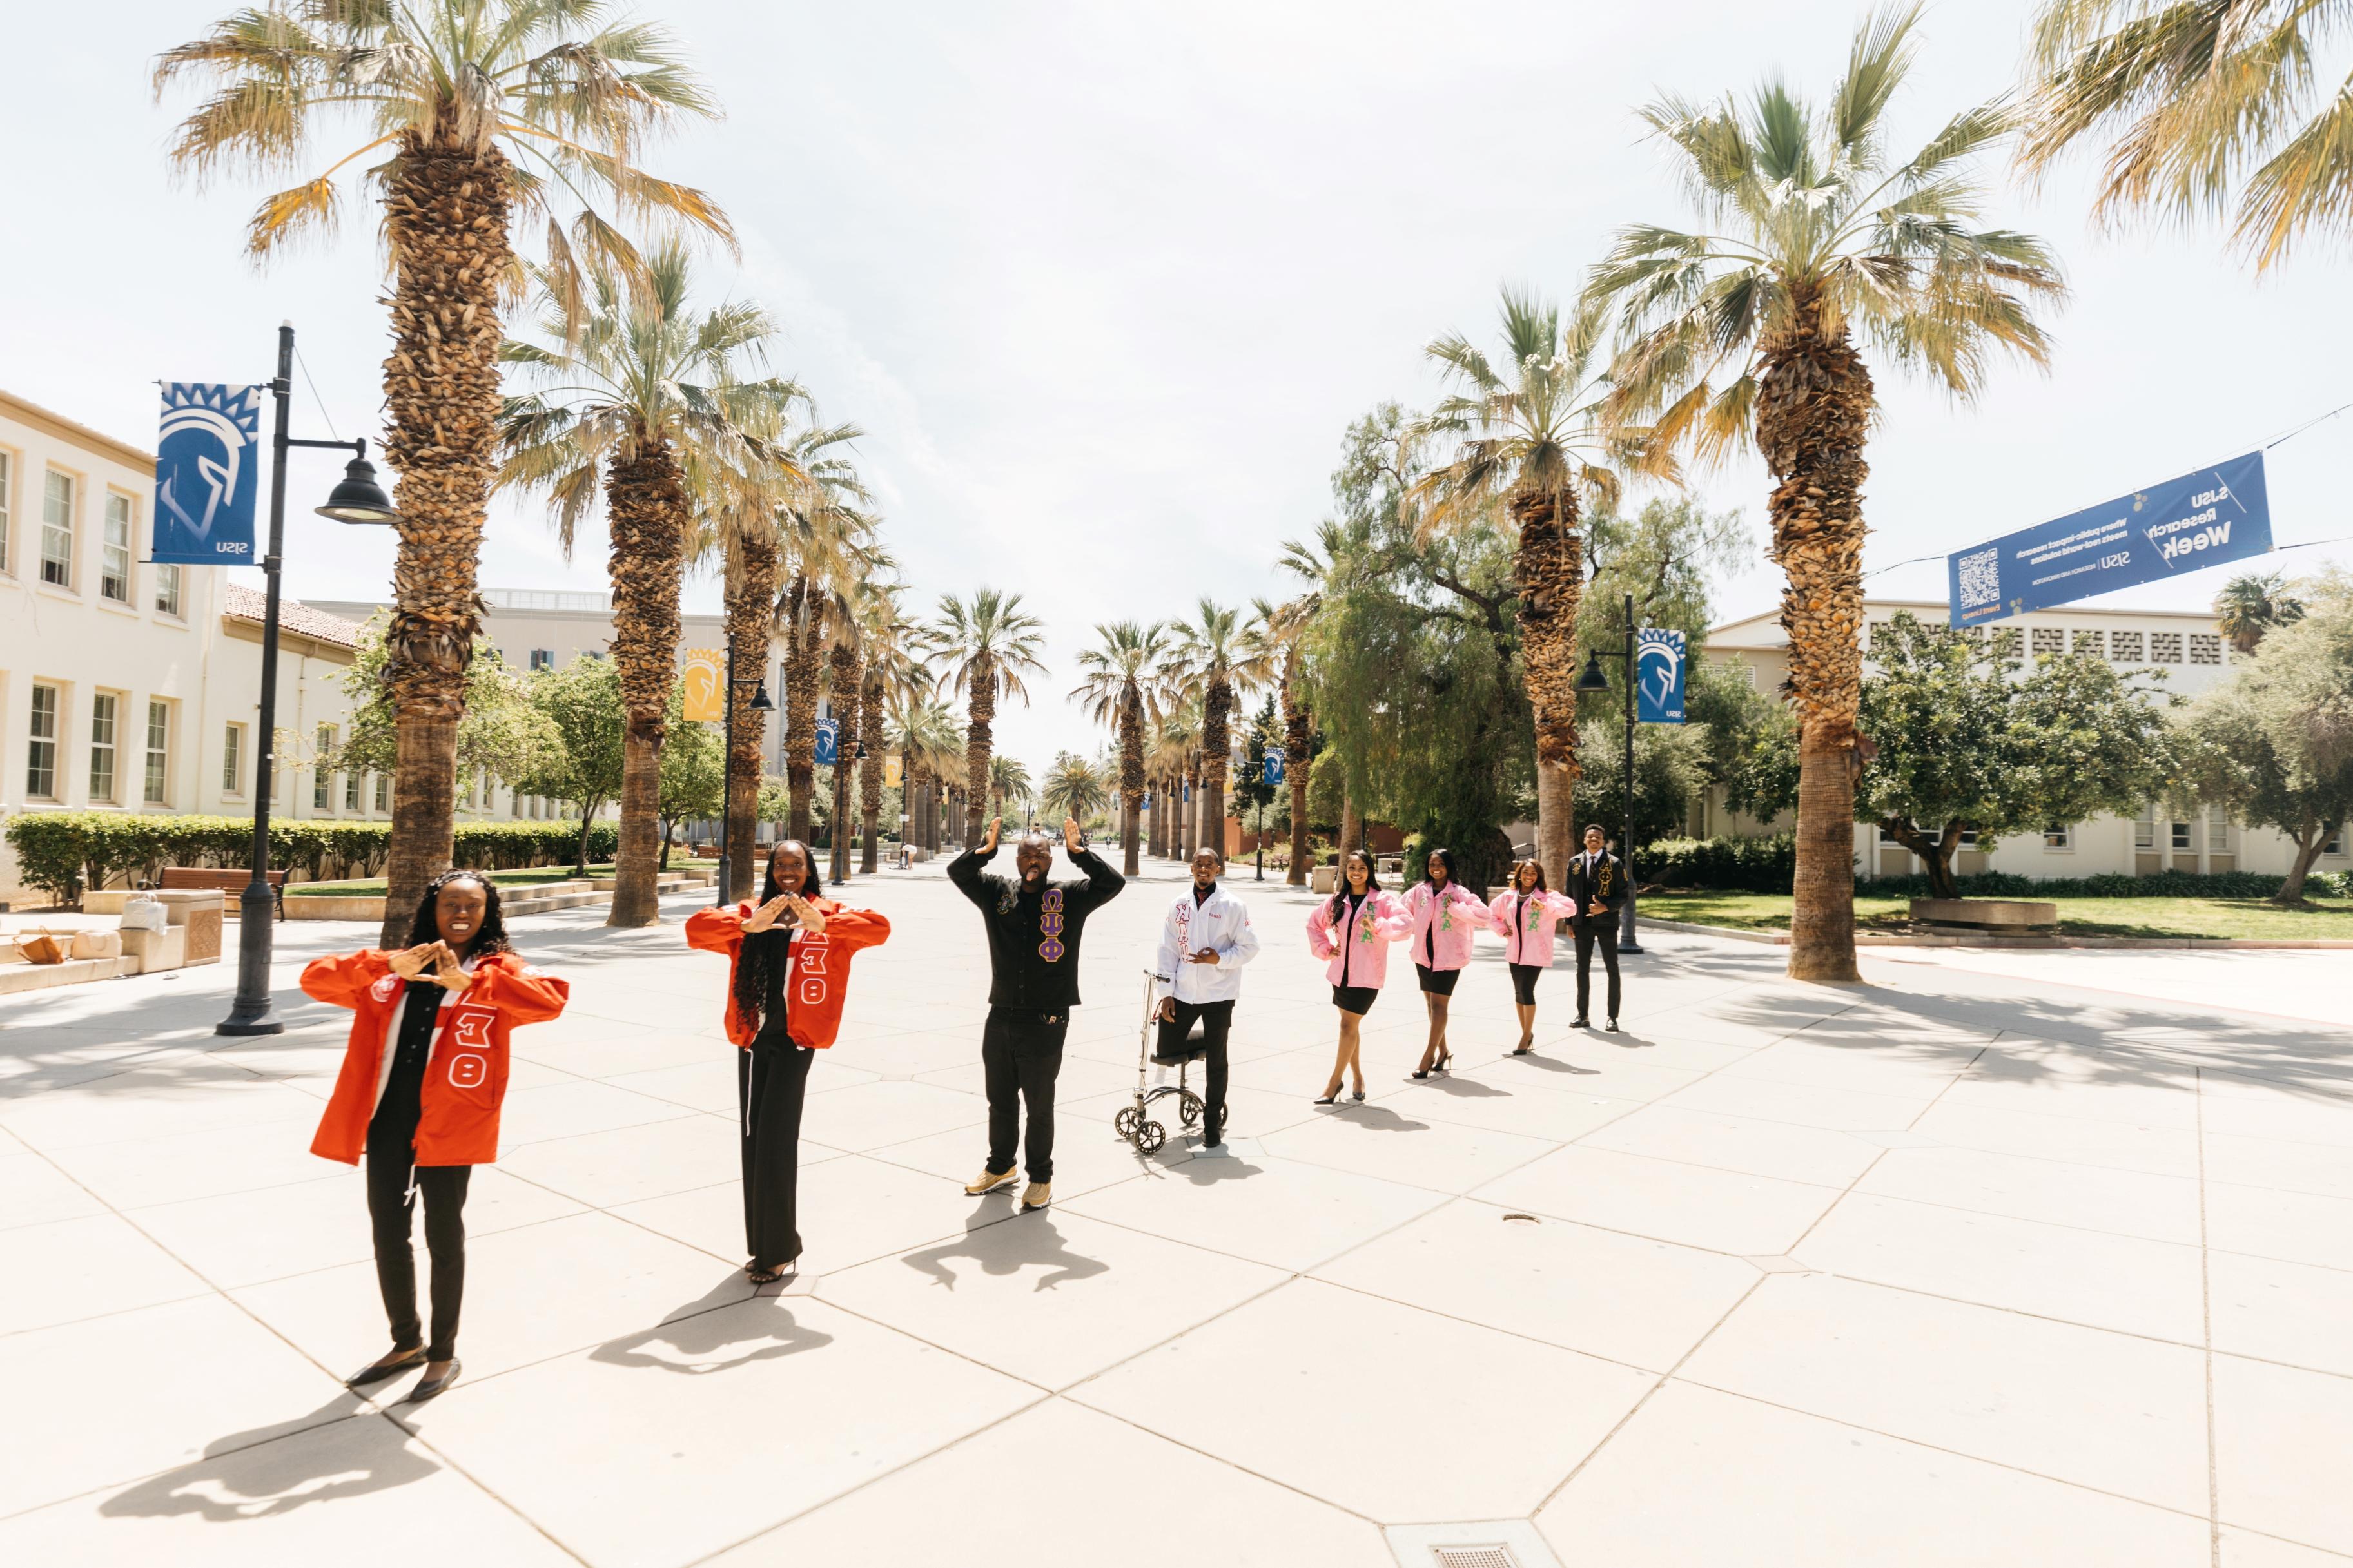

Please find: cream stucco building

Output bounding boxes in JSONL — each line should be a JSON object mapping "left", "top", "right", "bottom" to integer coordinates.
{"left": 1699, "top": 597, "right": 2348, "bottom": 883}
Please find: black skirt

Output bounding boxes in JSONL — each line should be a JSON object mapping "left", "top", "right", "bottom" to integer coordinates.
{"left": 1508, "top": 962, "right": 1543, "bottom": 1006}
{"left": 1414, "top": 963, "right": 1461, "bottom": 997}
{"left": 1331, "top": 983, "right": 1379, "bottom": 1016}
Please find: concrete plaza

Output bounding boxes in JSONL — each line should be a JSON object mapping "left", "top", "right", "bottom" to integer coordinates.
{"left": 3, "top": 853, "right": 2351, "bottom": 1567}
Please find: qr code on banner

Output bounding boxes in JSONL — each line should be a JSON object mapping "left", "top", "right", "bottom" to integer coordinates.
{"left": 1957, "top": 547, "right": 2000, "bottom": 608}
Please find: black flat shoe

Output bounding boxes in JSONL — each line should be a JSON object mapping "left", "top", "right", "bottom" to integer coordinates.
{"left": 345, "top": 1347, "right": 425, "bottom": 1388}
{"left": 403, "top": 1358, "right": 462, "bottom": 1404}
{"left": 1606, "top": 1018, "right": 1619, "bottom": 1032}
{"left": 1571, "top": 1016, "right": 1591, "bottom": 1029}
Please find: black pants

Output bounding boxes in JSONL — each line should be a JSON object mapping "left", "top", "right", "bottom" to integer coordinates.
{"left": 365, "top": 1125, "right": 471, "bottom": 1362}
{"left": 1575, "top": 925, "right": 1621, "bottom": 1020}
{"left": 982, "top": 1007, "right": 1068, "bottom": 1182}
{"left": 741, "top": 1034, "right": 814, "bottom": 1269}
{"left": 1156, "top": 997, "right": 1234, "bottom": 1142}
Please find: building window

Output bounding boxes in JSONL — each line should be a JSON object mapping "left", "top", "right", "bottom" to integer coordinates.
{"left": 345, "top": 768, "right": 362, "bottom": 812}
{"left": 90, "top": 692, "right": 119, "bottom": 802}
{"left": 155, "top": 563, "right": 182, "bottom": 617}
{"left": 41, "top": 470, "right": 74, "bottom": 588}
{"left": 529, "top": 648, "right": 554, "bottom": 672}
{"left": 2150, "top": 631, "right": 2183, "bottom": 663}
{"left": 144, "top": 700, "right": 171, "bottom": 804}
{"left": 2031, "top": 626, "right": 2063, "bottom": 655}
{"left": 2071, "top": 628, "right": 2104, "bottom": 659}
{"left": 26, "top": 684, "right": 59, "bottom": 798}
{"left": 512, "top": 785, "right": 525, "bottom": 818}
{"left": 2044, "top": 823, "right": 2073, "bottom": 849}
{"left": 2133, "top": 804, "right": 2154, "bottom": 849}
{"left": 313, "top": 724, "right": 336, "bottom": 810}
{"left": 2325, "top": 824, "right": 2346, "bottom": 857}
{"left": 2110, "top": 630, "right": 2143, "bottom": 662}
{"left": 2208, "top": 815, "right": 2231, "bottom": 853}
{"left": 0, "top": 450, "right": 12, "bottom": 572}
{"left": 223, "top": 722, "right": 246, "bottom": 795}
{"left": 2170, "top": 819, "right": 2192, "bottom": 851}
{"left": 374, "top": 772, "right": 389, "bottom": 812}
{"left": 101, "top": 494, "right": 133, "bottom": 603}
{"left": 2190, "top": 634, "right": 2222, "bottom": 664}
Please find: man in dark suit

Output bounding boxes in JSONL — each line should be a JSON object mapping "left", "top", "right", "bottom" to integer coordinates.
{"left": 1565, "top": 823, "right": 1625, "bottom": 1031}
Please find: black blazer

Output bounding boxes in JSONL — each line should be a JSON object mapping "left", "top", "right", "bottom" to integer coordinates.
{"left": 1564, "top": 851, "right": 1625, "bottom": 934}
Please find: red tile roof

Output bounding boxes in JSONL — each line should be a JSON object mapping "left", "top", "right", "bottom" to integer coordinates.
{"left": 222, "top": 583, "right": 363, "bottom": 649}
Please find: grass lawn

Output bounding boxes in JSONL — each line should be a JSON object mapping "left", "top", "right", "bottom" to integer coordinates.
{"left": 287, "top": 864, "right": 626, "bottom": 897}
{"left": 1643, "top": 891, "right": 2353, "bottom": 942}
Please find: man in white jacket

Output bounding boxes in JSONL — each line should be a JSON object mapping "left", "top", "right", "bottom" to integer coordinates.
{"left": 1155, "top": 847, "right": 1261, "bottom": 1148}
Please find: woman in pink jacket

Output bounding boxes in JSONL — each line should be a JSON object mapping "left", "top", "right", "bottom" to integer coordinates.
{"left": 1303, "top": 849, "right": 1410, "bottom": 1105}
{"left": 1403, "top": 847, "right": 1493, "bottom": 1078}
{"left": 1489, "top": 860, "right": 1581, "bottom": 1055}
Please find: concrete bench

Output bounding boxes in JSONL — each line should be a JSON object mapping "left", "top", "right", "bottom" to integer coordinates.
{"left": 1909, "top": 898, "right": 2059, "bottom": 932}
{"left": 161, "top": 867, "right": 284, "bottom": 920}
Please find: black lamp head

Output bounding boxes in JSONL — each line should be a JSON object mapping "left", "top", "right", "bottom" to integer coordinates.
{"left": 1575, "top": 652, "right": 1612, "bottom": 693}
{"left": 315, "top": 448, "right": 400, "bottom": 525}
{"left": 749, "top": 682, "right": 776, "bottom": 712}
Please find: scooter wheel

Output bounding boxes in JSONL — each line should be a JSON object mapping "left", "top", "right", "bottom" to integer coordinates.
{"left": 1137, "top": 1121, "right": 1167, "bottom": 1154}
{"left": 1178, "top": 1095, "right": 1202, "bottom": 1127}
{"left": 1115, "top": 1106, "right": 1141, "bottom": 1139}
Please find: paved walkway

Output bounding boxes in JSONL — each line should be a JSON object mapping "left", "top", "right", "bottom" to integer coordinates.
{"left": 4, "top": 855, "right": 2350, "bottom": 1567}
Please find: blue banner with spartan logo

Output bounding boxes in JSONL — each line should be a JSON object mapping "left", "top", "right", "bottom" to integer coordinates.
{"left": 1947, "top": 452, "right": 2274, "bottom": 627}
{"left": 151, "top": 383, "right": 264, "bottom": 564}
{"left": 1636, "top": 630, "right": 1686, "bottom": 723}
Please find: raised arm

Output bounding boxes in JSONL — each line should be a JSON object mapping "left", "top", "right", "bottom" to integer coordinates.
{"left": 819, "top": 905, "right": 893, "bottom": 954}
{"left": 469, "top": 958, "right": 571, "bottom": 1027}
{"left": 299, "top": 948, "right": 395, "bottom": 1009}
{"left": 1305, "top": 902, "right": 1338, "bottom": 960}
{"left": 945, "top": 828, "right": 999, "bottom": 909}
{"left": 1070, "top": 846, "right": 1126, "bottom": 912}
{"left": 685, "top": 905, "right": 747, "bottom": 956}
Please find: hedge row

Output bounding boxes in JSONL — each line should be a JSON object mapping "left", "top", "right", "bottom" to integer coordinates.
{"left": 2, "top": 813, "right": 621, "bottom": 907}
{"left": 1864, "top": 867, "right": 2353, "bottom": 900}
{"left": 1641, "top": 835, "right": 1799, "bottom": 893}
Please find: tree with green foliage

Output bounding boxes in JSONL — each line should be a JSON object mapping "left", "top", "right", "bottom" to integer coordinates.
{"left": 1570, "top": 719, "right": 1715, "bottom": 851}
{"left": 658, "top": 686, "right": 726, "bottom": 871}
{"left": 1037, "top": 751, "right": 1111, "bottom": 830}
{"left": 518, "top": 656, "right": 627, "bottom": 876}
{"left": 1736, "top": 612, "right": 2179, "bottom": 897}
{"left": 2214, "top": 570, "right": 2308, "bottom": 654}
{"left": 2182, "top": 571, "right": 2353, "bottom": 903}
{"left": 331, "top": 616, "right": 556, "bottom": 793}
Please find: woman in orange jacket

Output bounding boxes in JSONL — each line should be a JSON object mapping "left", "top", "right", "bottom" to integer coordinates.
{"left": 687, "top": 840, "right": 891, "bottom": 1284}
{"left": 304, "top": 870, "right": 569, "bottom": 1403}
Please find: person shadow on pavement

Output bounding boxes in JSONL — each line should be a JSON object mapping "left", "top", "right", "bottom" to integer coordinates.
{"left": 101, "top": 1394, "right": 438, "bottom": 1522}
{"left": 591, "top": 1274, "right": 835, "bottom": 1375}
{"left": 902, "top": 1212, "right": 1109, "bottom": 1293}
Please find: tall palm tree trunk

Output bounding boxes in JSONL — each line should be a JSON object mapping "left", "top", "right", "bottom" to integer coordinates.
{"left": 1186, "top": 756, "right": 1202, "bottom": 857}
{"left": 1282, "top": 660, "right": 1311, "bottom": 886}
{"left": 1117, "top": 687, "right": 1144, "bottom": 876}
{"left": 783, "top": 577, "right": 821, "bottom": 843}
{"left": 606, "top": 438, "right": 688, "bottom": 927}
{"left": 965, "top": 655, "right": 995, "bottom": 840}
{"left": 1200, "top": 681, "right": 1232, "bottom": 858}
{"left": 1510, "top": 486, "right": 1583, "bottom": 892}
{"left": 376, "top": 139, "right": 514, "bottom": 946}
{"left": 858, "top": 673, "right": 883, "bottom": 874}
{"left": 1340, "top": 791, "right": 1362, "bottom": 858}
{"left": 828, "top": 643, "right": 861, "bottom": 882}
{"left": 723, "top": 532, "right": 780, "bottom": 904}
{"left": 1758, "top": 288, "right": 1871, "bottom": 983}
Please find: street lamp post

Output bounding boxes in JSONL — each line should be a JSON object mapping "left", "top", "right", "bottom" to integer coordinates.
{"left": 1574, "top": 590, "right": 1645, "bottom": 955}
{"left": 218, "top": 324, "right": 400, "bottom": 1037}
{"left": 714, "top": 633, "right": 775, "bottom": 909}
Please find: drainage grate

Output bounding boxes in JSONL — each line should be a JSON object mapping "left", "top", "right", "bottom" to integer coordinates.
{"left": 1432, "top": 1547, "right": 1518, "bottom": 1568}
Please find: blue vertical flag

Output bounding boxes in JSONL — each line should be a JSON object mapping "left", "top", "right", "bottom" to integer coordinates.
{"left": 151, "top": 383, "right": 265, "bottom": 564}
{"left": 814, "top": 716, "right": 839, "bottom": 766}
{"left": 1264, "top": 744, "right": 1285, "bottom": 787}
{"left": 1636, "top": 630, "right": 1687, "bottom": 723}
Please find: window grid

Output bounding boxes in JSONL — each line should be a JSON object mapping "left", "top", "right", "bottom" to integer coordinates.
{"left": 155, "top": 563, "right": 182, "bottom": 617}
{"left": 90, "top": 692, "right": 119, "bottom": 802}
{"left": 2171, "top": 820, "right": 2193, "bottom": 851}
{"left": 101, "top": 494, "right": 132, "bottom": 603}
{"left": 222, "top": 722, "right": 244, "bottom": 795}
{"left": 144, "top": 700, "right": 170, "bottom": 805}
{"left": 2190, "top": 634, "right": 2222, "bottom": 664}
{"left": 2209, "top": 816, "right": 2231, "bottom": 853}
{"left": 529, "top": 648, "right": 554, "bottom": 672}
{"left": 2110, "top": 630, "right": 2144, "bottom": 662}
{"left": 314, "top": 724, "right": 335, "bottom": 811}
{"left": 2031, "top": 626, "right": 2063, "bottom": 655}
{"left": 2134, "top": 804, "right": 2155, "bottom": 849}
{"left": 0, "top": 450, "right": 12, "bottom": 572}
{"left": 373, "top": 773, "right": 388, "bottom": 812}
{"left": 41, "top": 470, "right": 73, "bottom": 587}
{"left": 2044, "top": 824, "right": 2073, "bottom": 849}
{"left": 27, "top": 684, "right": 59, "bottom": 798}
{"left": 345, "top": 768, "right": 361, "bottom": 813}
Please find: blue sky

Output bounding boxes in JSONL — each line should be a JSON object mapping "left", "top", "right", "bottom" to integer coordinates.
{"left": 6, "top": 1, "right": 2348, "bottom": 769}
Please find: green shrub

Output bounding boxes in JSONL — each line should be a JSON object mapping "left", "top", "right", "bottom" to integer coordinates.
{"left": 1643, "top": 834, "right": 1799, "bottom": 893}
{"left": 1868, "top": 867, "right": 2352, "bottom": 900}
{"left": 3, "top": 813, "right": 621, "bottom": 907}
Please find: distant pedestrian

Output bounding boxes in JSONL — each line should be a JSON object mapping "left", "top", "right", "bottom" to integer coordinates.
{"left": 949, "top": 815, "right": 1125, "bottom": 1212}
{"left": 687, "top": 840, "right": 892, "bottom": 1285}
{"left": 1489, "top": 859, "right": 1579, "bottom": 1054}
{"left": 1403, "top": 847, "right": 1492, "bottom": 1078}
{"left": 1153, "top": 846, "right": 1260, "bottom": 1148}
{"left": 304, "top": 871, "right": 570, "bottom": 1405}
{"left": 1304, "top": 849, "right": 1409, "bottom": 1103}
{"left": 1566, "top": 824, "right": 1627, "bottom": 1030}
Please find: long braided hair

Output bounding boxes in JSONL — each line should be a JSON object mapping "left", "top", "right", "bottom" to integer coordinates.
{"left": 1323, "top": 849, "right": 1381, "bottom": 929}
{"left": 403, "top": 869, "right": 513, "bottom": 960}
{"left": 730, "top": 840, "right": 825, "bottom": 1034}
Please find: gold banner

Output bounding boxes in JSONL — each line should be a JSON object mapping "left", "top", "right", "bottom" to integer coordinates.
{"left": 680, "top": 649, "right": 725, "bottom": 721}
{"left": 883, "top": 755, "right": 903, "bottom": 788}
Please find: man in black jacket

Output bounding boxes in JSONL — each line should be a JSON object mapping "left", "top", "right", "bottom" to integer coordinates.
{"left": 1565, "top": 823, "right": 1626, "bottom": 1031}
{"left": 948, "top": 813, "right": 1124, "bottom": 1211}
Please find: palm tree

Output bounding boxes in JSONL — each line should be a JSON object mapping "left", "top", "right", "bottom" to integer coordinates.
{"left": 1411, "top": 288, "right": 1665, "bottom": 891}
{"left": 1270, "top": 526, "right": 1348, "bottom": 884}
{"left": 1583, "top": 4, "right": 2064, "bottom": 980}
{"left": 156, "top": 1, "right": 728, "bottom": 945}
{"left": 930, "top": 589, "right": 1048, "bottom": 840}
{"left": 1166, "top": 600, "right": 1274, "bottom": 858}
{"left": 499, "top": 248, "right": 797, "bottom": 925}
{"left": 988, "top": 754, "right": 1035, "bottom": 824}
{"left": 1039, "top": 752, "right": 1113, "bottom": 829}
{"left": 854, "top": 585, "right": 924, "bottom": 873}
{"left": 825, "top": 636, "right": 864, "bottom": 880}
{"left": 775, "top": 439, "right": 875, "bottom": 843}
{"left": 1072, "top": 620, "right": 1171, "bottom": 875}
{"left": 888, "top": 697, "right": 962, "bottom": 852}
{"left": 1149, "top": 704, "right": 1201, "bottom": 860}
{"left": 2018, "top": 0, "right": 2353, "bottom": 271}
{"left": 2216, "top": 571, "right": 2308, "bottom": 654}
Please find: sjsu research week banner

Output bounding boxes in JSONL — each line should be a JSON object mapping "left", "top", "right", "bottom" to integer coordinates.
{"left": 151, "top": 383, "right": 265, "bottom": 565}
{"left": 1946, "top": 451, "right": 2273, "bottom": 628}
